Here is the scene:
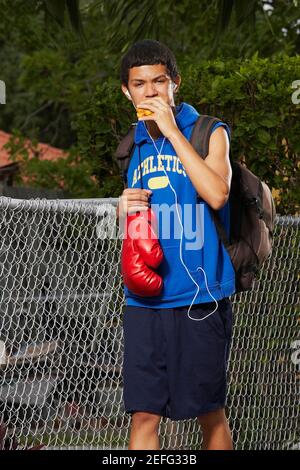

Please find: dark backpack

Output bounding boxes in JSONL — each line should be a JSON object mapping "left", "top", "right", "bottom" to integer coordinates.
{"left": 114, "top": 114, "right": 276, "bottom": 294}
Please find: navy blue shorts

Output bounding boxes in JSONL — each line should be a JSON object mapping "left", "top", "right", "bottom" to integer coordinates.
{"left": 122, "top": 297, "right": 233, "bottom": 421}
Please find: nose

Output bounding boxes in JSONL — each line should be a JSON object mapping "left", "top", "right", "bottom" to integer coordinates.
{"left": 145, "top": 83, "right": 158, "bottom": 98}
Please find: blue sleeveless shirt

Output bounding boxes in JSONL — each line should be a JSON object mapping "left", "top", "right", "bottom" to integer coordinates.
{"left": 124, "top": 102, "right": 235, "bottom": 308}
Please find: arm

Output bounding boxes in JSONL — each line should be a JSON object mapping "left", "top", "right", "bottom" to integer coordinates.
{"left": 168, "top": 126, "right": 232, "bottom": 210}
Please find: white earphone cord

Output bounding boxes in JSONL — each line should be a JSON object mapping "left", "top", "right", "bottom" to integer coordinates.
{"left": 142, "top": 121, "right": 219, "bottom": 322}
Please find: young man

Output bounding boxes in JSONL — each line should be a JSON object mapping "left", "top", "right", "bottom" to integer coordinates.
{"left": 117, "top": 39, "right": 235, "bottom": 450}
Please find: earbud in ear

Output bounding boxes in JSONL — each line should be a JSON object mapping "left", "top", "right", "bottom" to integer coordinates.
{"left": 125, "top": 90, "right": 131, "bottom": 99}
{"left": 172, "top": 82, "right": 178, "bottom": 92}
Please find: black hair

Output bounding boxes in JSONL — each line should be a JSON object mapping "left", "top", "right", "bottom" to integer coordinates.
{"left": 120, "top": 39, "right": 179, "bottom": 86}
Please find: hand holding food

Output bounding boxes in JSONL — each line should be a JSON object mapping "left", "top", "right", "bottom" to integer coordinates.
{"left": 136, "top": 97, "right": 179, "bottom": 139}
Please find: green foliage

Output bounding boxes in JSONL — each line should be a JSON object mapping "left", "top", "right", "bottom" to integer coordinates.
{"left": 43, "top": 0, "right": 85, "bottom": 40}
{"left": 0, "top": 0, "right": 112, "bottom": 147}
{"left": 104, "top": 0, "right": 300, "bottom": 59}
{"left": 71, "top": 79, "right": 130, "bottom": 198}
{"left": 4, "top": 131, "right": 100, "bottom": 198}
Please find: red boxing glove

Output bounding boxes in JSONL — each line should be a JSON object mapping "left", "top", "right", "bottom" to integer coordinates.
{"left": 121, "top": 208, "right": 163, "bottom": 297}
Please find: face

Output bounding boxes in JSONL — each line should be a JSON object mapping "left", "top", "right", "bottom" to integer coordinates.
{"left": 122, "top": 63, "right": 180, "bottom": 108}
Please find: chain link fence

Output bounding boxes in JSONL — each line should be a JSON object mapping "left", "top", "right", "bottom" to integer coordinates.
{"left": 0, "top": 196, "right": 298, "bottom": 450}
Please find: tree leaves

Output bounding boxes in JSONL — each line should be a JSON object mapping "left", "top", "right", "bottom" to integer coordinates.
{"left": 43, "top": 0, "right": 85, "bottom": 40}
{"left": 257, "top": 128, "right": 271, "bottom": 144}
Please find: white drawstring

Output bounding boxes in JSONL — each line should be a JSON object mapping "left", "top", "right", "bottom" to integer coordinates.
{"left": 143, "top": 121, "right": 219, "bottom": 321}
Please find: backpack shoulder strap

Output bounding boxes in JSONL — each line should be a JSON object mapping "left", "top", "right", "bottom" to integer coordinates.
{"left": 113, "top": 124, "right": 137, "bottom": 187}
{"left": 190, "top": 114, "right": 222, "bottom": 158}
{"left": 190, "top": 114, "right": 232, "bottom": 249}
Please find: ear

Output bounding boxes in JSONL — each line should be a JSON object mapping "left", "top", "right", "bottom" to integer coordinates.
{"left": 173, "top": 75, "right": 181, "bottom": 93}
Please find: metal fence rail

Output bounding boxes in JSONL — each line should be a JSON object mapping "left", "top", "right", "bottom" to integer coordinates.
{"left": 0, "top": 196, "right": 298, "bottom": 450}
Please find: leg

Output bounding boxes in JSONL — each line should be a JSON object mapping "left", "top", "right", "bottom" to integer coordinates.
{"left": 197, "top": 408, "right": 233, "bottom": 450}
{"left": 128, "top": 411, "right": 161, "bottom": 450}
